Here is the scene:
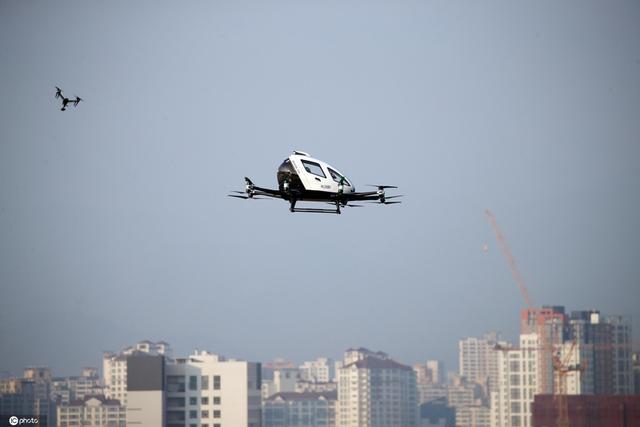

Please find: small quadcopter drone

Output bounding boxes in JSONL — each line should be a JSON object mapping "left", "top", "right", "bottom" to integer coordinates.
{"left": 55, "top": 86, "right": 82, "bottom": 111}
{"left": 228, "top": 151, "right": 402, "bottom": 214}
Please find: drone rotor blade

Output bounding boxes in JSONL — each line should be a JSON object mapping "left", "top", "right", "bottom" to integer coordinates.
{"left": 385, "top": 195, "right": 404, "bottom": 200}
{"left": 366, "top": 184, "right": 398, "bottom": 189}
{"left": 228, "top": 194, "right": 271, "bottom": 200}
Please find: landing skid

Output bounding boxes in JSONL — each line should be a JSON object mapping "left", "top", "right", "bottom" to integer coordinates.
{"left": 291, "top": 207, "right": 341, "bottom": 214}
{"left": 289, "top": 200, "right": 341, "bottom": 214}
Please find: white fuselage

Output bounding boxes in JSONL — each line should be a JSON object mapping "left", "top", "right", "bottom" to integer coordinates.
{"left": 286, "top": 151, "right": 355, "bottom": 195}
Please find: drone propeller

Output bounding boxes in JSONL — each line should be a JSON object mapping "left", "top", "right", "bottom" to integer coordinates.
{"left": 366, "top": 185, "right": 398, "bottom": 189}
{"left": 365, "top": 200, "right": 402, "bottom": 205}
{"left": 326, "top": 202, "right": 364, "bottom": 208}
{"left": 228, "top": 194, "right": 270, "bottom": 200}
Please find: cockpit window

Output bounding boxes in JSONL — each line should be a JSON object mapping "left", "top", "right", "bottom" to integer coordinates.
{"left": 301, "top": 160, "right": 326, "bottom": 178}
{"left": 328, "top": 168, "right": 350, "bottom": 186}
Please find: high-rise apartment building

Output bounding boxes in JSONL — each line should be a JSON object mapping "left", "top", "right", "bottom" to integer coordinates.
{"left": 490, "top": 333, "right": 539, "bottom": 427}
{"left": 459, "top": 333, "right": 502, "bottom": 392}
{"left": 521, "top": 307, "right": 567, "bottom": 395}
{"left": 102, "top": 340, "right": 172, "bottom": 406}
{"left": 127, "top": 353, "right": 166, "bottom": 426}
{"left": 51, "top": 368, "right": 104, "bottom": 405}
{"left": 262, "top": 367, "right": 300, "bottom": 400}
{"left": 606, "top": 315, "right": 634, "bottom": 395}
{"left": 337, "top": 348, "right": 418, "bottom": 427}
{"left": 165, "top": 350, "right": 261, "bottom": 427}
{"left": 568, "top": 310, "right": 635, "bottom": 395}
{"left": 299, "top": 358, "right": 335, "bottom": 383}
{"left": 445, "top": 375, "right": 483, "bottom": 427}
{"left": 414, "top": 359, "right": 446, "bottom": 404}
{"left": 426, "top": 360, "right": 445, "bottom": 385}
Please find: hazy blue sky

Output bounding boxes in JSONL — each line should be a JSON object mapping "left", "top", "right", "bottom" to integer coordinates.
{"left": 1, "top": 1, "right": 639, "bottom": 376}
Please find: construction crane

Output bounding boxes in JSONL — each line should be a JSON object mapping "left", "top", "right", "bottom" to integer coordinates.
{"left": 552, "top": 340, "right": 589, "bottom": 427}
{"left": 485, "top": 209, "right": 532, "bottom": 308}
{"left": 485, "top": 209, "right": 554, "bottom": 394}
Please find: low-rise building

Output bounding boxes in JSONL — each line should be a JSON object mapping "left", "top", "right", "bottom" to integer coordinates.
{"left": 57, "top": 395, "right": 125, "bottom": 427}
{"left": 264, "top": 391, "right": 337, "bottom": 427}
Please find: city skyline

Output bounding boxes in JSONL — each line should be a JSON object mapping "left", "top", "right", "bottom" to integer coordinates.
{"left": 2, "top": 0, "right": 640, "bottom": 379}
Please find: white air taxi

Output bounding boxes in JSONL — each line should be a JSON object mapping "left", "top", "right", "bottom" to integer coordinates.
{"left": 228, "top": 151, "right": 402, "bottom": 214}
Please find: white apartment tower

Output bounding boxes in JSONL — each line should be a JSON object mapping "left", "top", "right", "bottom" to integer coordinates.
{"left": 425, "top": 360, "right": 445, "bottom": 384}
{"left": 299, "top": 357, "right": 335, "bottom": 383}
{"left": 262, "top": 367, "right": 300, "bottom": 400}
{"left": 458, "top": 333, "right": 501, "bottom": 391}
{"left": 490, "top": 334, "right": 539, "bottom": 427}
{"left": 165, "top": 350, "right": 261, "bottom": 427}
{"left": 102, "top": 340, "right": 171, "bottom": 406}
{"left": 338, "top": 348, "right": 418, "bottom": 427}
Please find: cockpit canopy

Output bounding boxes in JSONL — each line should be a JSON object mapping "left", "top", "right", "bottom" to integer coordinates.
{"left": 278, "top": 151, "right": 354, "bottom": 193}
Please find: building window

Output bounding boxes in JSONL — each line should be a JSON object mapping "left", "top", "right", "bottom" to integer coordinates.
{"left": 167, "top": 375, "right": 186, "bottom": 393}
{"left": 202, "top": 410, "right": 209, "bottom": 419}
{"left": 189, "top": 410, "right": 198, "bottom": 419}
{"left": 190, "top": 397, "right": 198, "bottom": 405}
{"left": 201, "top": 397, "right": 209, "bottom": 405}
{"left": 510, "top": 375, "right": 520, "bottom": 386}
{"left": 213, "top": 376, "right": 221, "bottom": 390}
{"left": 189, "top": 376, "right": 198, "bottom": 391}
{"left": 213, "top": 410, "right": 221, "bottom": 418}
{"left": 213, "top": 396, "right": 221, "bottom": 405}
{"left": 201, "top": 375, "right": 209, "bottom": 390}
{"left": 168, "top": 397, "right": 186, "bottom": 407}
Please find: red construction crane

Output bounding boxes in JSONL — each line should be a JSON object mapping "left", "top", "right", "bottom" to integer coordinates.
{"left": 485, "top": 209, "right": 532, "bottom": 308}
{"left": 485, "top": 210, "right": 554, "bottom": 395}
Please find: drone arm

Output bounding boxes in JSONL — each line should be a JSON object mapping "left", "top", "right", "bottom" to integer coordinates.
{"left": 252, "top": 187, "right": 283, "bottom": 198}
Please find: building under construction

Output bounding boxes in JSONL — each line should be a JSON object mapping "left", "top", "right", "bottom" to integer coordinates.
{"left": 532, "top": 395, "right": 640, "bottom": 427}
